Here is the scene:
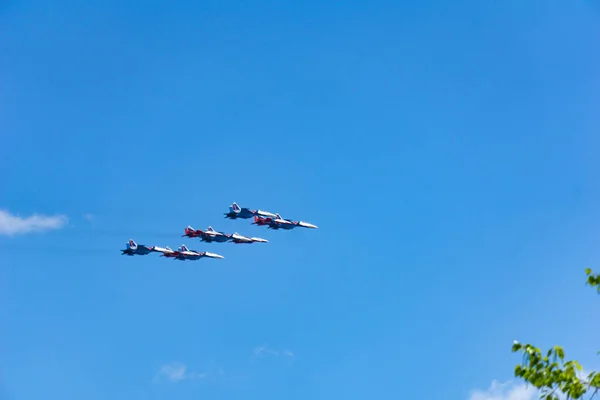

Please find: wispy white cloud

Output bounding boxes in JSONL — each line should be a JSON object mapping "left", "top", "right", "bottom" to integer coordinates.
{"left": 281, "top": 350, "right": 295, "bottom": 358}
{"left": 153, "top": 362, "right": 206, "bottom": 383}
{"left": 469, "top": 380, "right": 537, "bottom": 400}
{"left": 253, "top": 345, "right": 295, "bottom": 359}
{"left": 0, "top": 209, "right": 68, "bottom": 236}
{"left": 83, "top": 213, "right": 95, "bottom": 222}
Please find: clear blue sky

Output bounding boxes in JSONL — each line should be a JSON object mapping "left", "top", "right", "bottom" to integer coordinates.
{"left": 1, "top": 1, "right": 600, "bottom": 399}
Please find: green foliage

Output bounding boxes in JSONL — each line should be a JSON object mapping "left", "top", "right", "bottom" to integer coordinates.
{"left": 511, "top": 269, "right": 600, "bottom": 400}
{"left": 511, "top": 342, "right": 598, "bottom": 399}
{"left": 585, "top": 268, "right": 600, "bottom": 293}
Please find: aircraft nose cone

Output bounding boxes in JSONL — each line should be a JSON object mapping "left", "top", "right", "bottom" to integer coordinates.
{"left": 205, "top": 252, "right": 225, "bottom": 259}
{"left": 300, "top": 222, "right": 318, "bottom": 229}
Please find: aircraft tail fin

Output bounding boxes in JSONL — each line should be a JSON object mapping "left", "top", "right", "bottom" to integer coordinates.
{"left": 206, "top": 226, "right": 215, "bottom": 232}
{"left": 231, "top": 202, "right": 241, "bottom": 213}
{"left": 127, "top": 239, "right": 137, "bottom": 249}
{"left": 181, "top": 244, "right": 190, "bottom": 252}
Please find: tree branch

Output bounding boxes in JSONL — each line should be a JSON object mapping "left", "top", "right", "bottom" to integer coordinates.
{"left": 510, "top": 270, "right": 600, "bottom": 400}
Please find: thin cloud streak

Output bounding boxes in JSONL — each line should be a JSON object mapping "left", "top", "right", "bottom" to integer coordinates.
{"left": 469, "top": 380, "right": 537, "bottom": 400}
{"left": 0, "top": 210, "right": 68, "bottom": 236}
{"left": 83, "top": 213, "right": 95, "bottom": 222}
{"left": 253, "top": 345, "right": 295, "bottom": 359}
{"left": 153, "top": 362, "right": 206, "bottom": 383}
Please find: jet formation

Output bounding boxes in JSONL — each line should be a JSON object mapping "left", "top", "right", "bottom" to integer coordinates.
{"left": 120, "top": 202, "right": 318, "bottom": 262}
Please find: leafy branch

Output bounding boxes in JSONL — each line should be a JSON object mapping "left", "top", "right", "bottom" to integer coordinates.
{"left": 512, "top": 342, "right": 599, "bottom": 399}
{"left": 511, "top": 269, "right": 600, "bottom": 400}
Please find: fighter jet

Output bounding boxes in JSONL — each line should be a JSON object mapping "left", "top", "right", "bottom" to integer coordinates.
{"left": 153, "top": 244, "right": 224, "bottom": 261}
{"left": 224, "top": 202, "right": 277, "bottom": 220}
{"left": 183, "top": 226, "right": 231, "bottom": 243}
{"left": 229, "top": 232, "right": 269, "bottom": 244}
{"left": 121, "top": 239, "right": 156, "bottom": 256}
{"left": 252, "top": 213, "right": 318, "bottom": 230}
{"left": 183, "top": 225, "right": 268, "bottom": 244}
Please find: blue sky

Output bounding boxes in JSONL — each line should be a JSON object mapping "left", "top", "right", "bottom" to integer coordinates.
{"left": 1, "top": 0, "right": 600, "bottom": 399}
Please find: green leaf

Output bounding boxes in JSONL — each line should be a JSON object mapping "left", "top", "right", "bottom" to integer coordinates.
{"left": 512, "top": 342, "right": 522, "bottom": 352}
